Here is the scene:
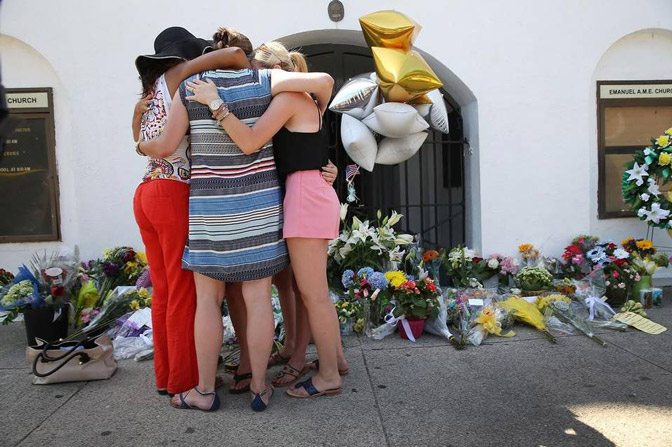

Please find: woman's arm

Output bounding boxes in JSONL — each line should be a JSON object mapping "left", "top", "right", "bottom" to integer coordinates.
{"left": 269, "top": 69, "right": 334, "bottom": 114}
{"left": 131, "top": 94, "right": 152, "bottom": 141}
{"left": 164, "top": 47, "right": 251, "bottom": 96}
{"left": 137, "top": 91, "right": 189, "bottom": 158}
{"left": 184, "top": 78, "right": 298, "bottom": 154}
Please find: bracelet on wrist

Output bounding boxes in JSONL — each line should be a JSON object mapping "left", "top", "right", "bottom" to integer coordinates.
{"left": 218, "top": 110, "right": 231, "bottom": 122}
{"left": 135, "top": 140, "right": 147, "bottom": 156}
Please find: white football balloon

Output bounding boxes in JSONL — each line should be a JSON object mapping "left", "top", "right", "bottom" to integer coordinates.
{"left": 341, "top": 114, "right": 378, "bottom": 172}
{"left": 426, "top": 89, "right": 450, "bottom": 134}
{"left": 329, "top": 73, "right": 380, "bottom": 119}
{"left": 362, "top": 102, "right": 428, "bottom": 138}
{"left": 376, "top": 132, "right": 429, "bottom": 165}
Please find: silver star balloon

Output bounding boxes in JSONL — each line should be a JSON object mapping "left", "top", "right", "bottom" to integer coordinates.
{"left": 329, "top": 73, "right": 380, "bottom": 119}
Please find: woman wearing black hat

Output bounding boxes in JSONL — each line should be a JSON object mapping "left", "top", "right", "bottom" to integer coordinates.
{"left": 131, "top": 26, "right": 251, "bottom": 398}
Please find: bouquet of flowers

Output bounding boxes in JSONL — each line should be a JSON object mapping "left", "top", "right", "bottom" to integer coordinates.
{"left": 442, "top": 245, "right": 493, "bottom": 288}
{"left": 334, "top": 300, "right": 361, "bottom": 324}
{"left": 518, "top": 243, "right": 541, "bottom": 266}
{"left": 467, "top": 305, "right": 515, "bottom": 346}
{"left": 0, "top": 249, "right": 80, "bottom": 324}
{"left": 514, "top": 266, "right": 553, "bottom": 293}
{"left": 342, "top": 267, "right": 390, "bottom": 333}
{"left": 486, "top": 254, "right": 520, "bottom": 290}
{"left": 621, "top": 238, "right": 670, "bottom": 276}
{"left": 421, "top": 249, "right": 442, "bottom": 284}
{"left": 328, "top": 209, "right": 414, "bottom": 286}
{"left": 391, "top": 273, "right": 440, "bottom": 320}
{"left": 82, "top": 247, "right": 148, "bottom": 306}
{"left": 496, "top": 295, "right": 557, "bottom": 343}
{"left": 535, "top": 294, "right": 572, "bottom": 313}
{"left": 546, "top": 300, "right": 606, "bottom": 346}
{"left": 66, "top": 286, "right": 152, "bottom": 340}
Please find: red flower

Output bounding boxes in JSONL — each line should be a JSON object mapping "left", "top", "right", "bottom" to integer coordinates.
{"left": 474, "top": 257, "right": 483, "bottom": 263}
{"left": 422, "top": 250, "right": 440, "bottom": 262}
{"left": 611, "top": 271, "right": 619, "bottom": 278}
{"left": 566, "top": 245, "right": 582, "bottom": 255}
{"left": 614, "top": 259, "right": 627, "bottom": 267}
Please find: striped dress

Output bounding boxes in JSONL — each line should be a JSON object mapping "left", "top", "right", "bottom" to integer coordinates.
{"left": 179, "top": 69, "right": 289, "bottom": 281}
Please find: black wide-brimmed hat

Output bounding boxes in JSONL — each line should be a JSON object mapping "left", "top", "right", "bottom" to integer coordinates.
{"left": 135, "top": 27, "right": 213, "bottom": 76}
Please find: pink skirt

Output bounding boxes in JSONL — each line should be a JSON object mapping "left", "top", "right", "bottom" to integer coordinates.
{"left": 283, "top": 170, "right": 340, "bottom": 239}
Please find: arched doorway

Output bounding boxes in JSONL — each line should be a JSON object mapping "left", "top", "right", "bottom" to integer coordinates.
{"left": 301, "top": 43, "right": 467, "bottom": 248}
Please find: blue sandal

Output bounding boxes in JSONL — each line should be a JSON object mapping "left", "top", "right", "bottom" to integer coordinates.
{"left": 250, "top": 385, "right": 274, "bottom": 412}
{"left": 287, "top": 377, "right": 342, "bottom": 399}
{"left": 171, "top": 387, "right": 220, "bottom": 412}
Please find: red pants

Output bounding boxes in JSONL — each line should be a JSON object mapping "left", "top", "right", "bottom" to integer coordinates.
{"left": 133, "top": 180, "right": 198, "bottom": 394}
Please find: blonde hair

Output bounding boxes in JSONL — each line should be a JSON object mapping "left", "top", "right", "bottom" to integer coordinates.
{"left": 252, "top": 41, "right": 308, "bottom": 72}
{"left": 213, "top": 26, "right": 253, "bottom": 56}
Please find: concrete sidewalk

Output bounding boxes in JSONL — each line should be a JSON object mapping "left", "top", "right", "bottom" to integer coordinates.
{"left": 1, "top": 305, "right": 671, "bottom": 447}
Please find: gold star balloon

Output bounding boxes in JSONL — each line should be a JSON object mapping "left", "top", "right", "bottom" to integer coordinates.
{"left": 372, "top": 47, "right": 443, "bottom": 103}
{"left": 359, "top": 10, "right": 422, "bottom": 51}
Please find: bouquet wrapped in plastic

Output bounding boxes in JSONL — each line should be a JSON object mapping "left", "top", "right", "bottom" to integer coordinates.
{"left": 467, "top": 305, "right": 515, "bottom": 346}
{"left": 546, "top": 300, "right": 606, "bottom": 346}
{"left": 496, "top": 295, "right": 557, "bottom": 343}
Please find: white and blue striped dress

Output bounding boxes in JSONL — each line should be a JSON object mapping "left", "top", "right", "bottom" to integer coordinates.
{"left": 179, "top": 69, "right": 288, "bottom": 281}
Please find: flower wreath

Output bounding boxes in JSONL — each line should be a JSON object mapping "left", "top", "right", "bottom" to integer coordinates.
{"left": 622, "top": 128, "right": 672, "bottom": 229}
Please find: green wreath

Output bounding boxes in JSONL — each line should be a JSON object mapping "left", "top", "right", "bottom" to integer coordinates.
{"left": 622, "top": 127, "right": 672, "bottom": 229}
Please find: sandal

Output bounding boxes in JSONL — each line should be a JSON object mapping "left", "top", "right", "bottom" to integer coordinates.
{"left": 268, "top": 351, "right": 290, "bottom": 367}
{"left": 307, "top": 359, "right": 349, "bottom": 376}
{"left": 250, "top": 385, "right": 274, "bottom": 412}
{"left": 224, "top": 361, "right": 239, "bottom": 374}
{"left": 170, "top": 387, "right": 220, "bottom": 412}
{"left": 229, "top": 372, "right": 252, "bottom": 395}
{"left": 286, "top": 377, "right": 342, "bottom": 399}
{"left": 271, "top": 363, "right": 308, "bottom": 387}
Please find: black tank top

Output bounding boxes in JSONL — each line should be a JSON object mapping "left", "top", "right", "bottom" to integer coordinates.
{"left": 272, "top": 98, "right": 329, "bottom": 179}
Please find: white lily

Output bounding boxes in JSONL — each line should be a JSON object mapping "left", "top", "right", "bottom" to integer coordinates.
{"left": 625, "top": 162, "right": 649, "bottom": 186}
{"left": 645, "top": 202, "right": 670, "bottom": 224}
{"left": 387, "top": 211, "right": 402, "bottom": 226}
{"left": 339, "top": 244, "right": 353, "bottom": 259}
{"left": 647, "top": 180, "right": 661, "bottom": 197}
{"left": 394, "top": 234, "right": 414, "bottom": 245}
{"left": 641, "top": 193, "right": 650, "bottom": 202}
{"left": 339, "top": 203, "right": 349, "bottom": 221}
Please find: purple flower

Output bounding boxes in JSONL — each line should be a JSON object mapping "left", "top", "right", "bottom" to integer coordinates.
{"left": 103, "top": 262, "right": 120, "bottom": 277}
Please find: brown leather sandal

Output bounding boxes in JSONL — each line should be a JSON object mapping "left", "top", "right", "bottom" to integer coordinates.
{"left": 306, "top": 359, "right": 349, "bottom": 376}
{"left": 271, "top": 363, "right": 309, "bottom": 387}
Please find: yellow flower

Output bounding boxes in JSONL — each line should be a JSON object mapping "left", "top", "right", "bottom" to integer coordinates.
{"left": 129, "top": 300, "right": 140, "bottom": 311}
{"left": 621, "top": 237, "right": 634, "bottom": 247}
{"left": 385, "top": 271, "right": 407, "bottom": 288}
{"left": 666, "top": 128, "right": 672, "bottom": 136}
{"left": 518, "top": 243, "right": 533, "bottom": 253}
{"left": 658, "top": 152, "right": 671, "bottom": 166}
{"left": 635, "top": 239, "right": 653, "bottom": 250}
{"left": 145, "top": 297, "right": 152, "bottom": 308}
{"left": 138, "top": 288, "right": 150, "bottom": 300}
{"left": 137, "top": 252, "right": 148, "bottom": 265}
{"left": 657, "top": 135, "right": 670, "bottom": 148}
{"left": 353, "top": 318, "right": 365, "bottom": 333}
{"left": 536, "top": 294, "right": 571, "bottom": 312}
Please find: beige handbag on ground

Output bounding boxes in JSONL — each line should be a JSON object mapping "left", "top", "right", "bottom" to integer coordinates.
{"left": 26, "top": 335, "right": 117, "bottom": 385}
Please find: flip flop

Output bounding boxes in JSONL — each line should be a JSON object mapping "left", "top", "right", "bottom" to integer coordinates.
{"left": 268, "top": 351, "right": 290, "bottom": 367}
{"left": 306, "top": 359, "right": 349, "bottom": 376}
{"left": 250, "top": 385, "right": 274, "bottom": 412}
{"left": 229, "top": 372, "right": 252, "bottom": 395}
{"left": 271, "top": 363, "right": 309, "bottom": 387}
{"left": 286, "top": 377, "right": 342, "bottom": 399}
{"left": 170, "top": 387, "right": 221, "bottom": 412}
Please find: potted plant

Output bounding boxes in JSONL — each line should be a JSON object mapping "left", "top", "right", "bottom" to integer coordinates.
{"left": 514, "top": 266, "right": 553, "bottom": 296}
{"left": 391, "top": 273, "right": 440, "bottom": 340}
{"left": 621, "top": 238, "right": 670, "bottom": 300}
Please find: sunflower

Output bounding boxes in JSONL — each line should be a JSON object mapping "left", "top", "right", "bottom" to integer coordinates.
{"left": 635, "top": 239, "right": 653, "bottom": 250}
